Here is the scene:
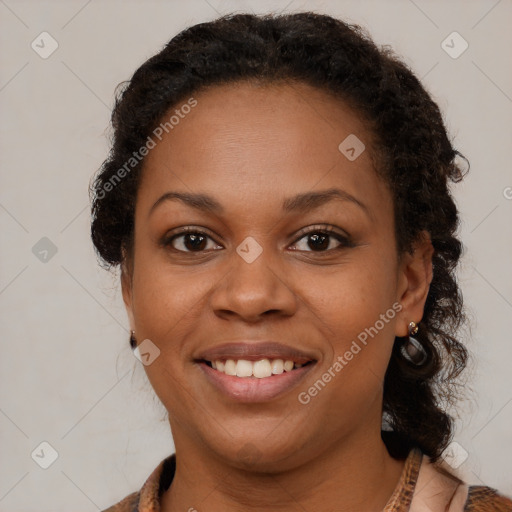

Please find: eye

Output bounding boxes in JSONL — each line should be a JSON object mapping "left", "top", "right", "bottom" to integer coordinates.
{"left": 162, "top": 227, "right": 223, "bottom": 253}
{"left": 290, "top": 225, "right": 353, "bottom": 252}
{"left": 161, "top": 225, "right": 353, "bottom": 254}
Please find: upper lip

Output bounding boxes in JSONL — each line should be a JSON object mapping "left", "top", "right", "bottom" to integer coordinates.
{"left": 196, "top": 341, "right": 317, "bottom": 365}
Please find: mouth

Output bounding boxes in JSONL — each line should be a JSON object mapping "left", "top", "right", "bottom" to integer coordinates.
{"left": 195, "top": 357, "right": 317, "bottom": 403}
{"left": 194, "top": 341, "right": 319, "bottom": 402}
{"left": 199, "top": 358, "right": 315, "bottom": 378}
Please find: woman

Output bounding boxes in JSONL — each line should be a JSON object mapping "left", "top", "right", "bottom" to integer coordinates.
{"left": 91, "top": 12, "right": 512, "bottom": 512}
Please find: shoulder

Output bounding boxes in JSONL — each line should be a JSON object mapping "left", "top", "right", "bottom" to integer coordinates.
{"left": 101, "top": 453, "right": 175, "bottom": 512}
{"left": 101, "top": 490, "right": 140, "bottom": 512}
{"left": 411, "top": 453, "right": 512, "bottom": 511}
{"left": 464, "top": 485, "right": 512, "bottom": 511}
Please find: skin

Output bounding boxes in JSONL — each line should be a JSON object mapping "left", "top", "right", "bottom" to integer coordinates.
{"left": 121, "top": 81, "right": 434, "bottom": 512}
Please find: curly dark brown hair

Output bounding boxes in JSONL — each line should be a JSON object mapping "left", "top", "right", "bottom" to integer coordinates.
{"left": 90, "top": 12, "right": 469, "bottom": 461}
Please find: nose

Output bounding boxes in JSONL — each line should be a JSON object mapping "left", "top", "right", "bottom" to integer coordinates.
{"left": 209, "top": 242, "right": 298, "bottom": 323}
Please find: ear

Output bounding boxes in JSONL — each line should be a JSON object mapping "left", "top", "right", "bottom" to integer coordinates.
{"left": 120, "top": 252, "right": 135, "bottom": 330}
{"left": 395, "top": 231, "right": 434, "bottom": 337}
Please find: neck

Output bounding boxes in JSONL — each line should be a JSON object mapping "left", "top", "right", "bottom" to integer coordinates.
{"left": 161, "top": 418, "right": 406, "bottom": 512}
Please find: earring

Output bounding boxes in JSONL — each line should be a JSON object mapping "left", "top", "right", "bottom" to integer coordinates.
{"left": 129, "top": 330, "right": 137, "bottom": 349}
{"left": 400, "top": 321, "right": 427, "bottom": 365}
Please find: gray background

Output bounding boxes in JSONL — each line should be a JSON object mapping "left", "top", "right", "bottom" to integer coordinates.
{"left": 0, "top": 0, "right": 511, "bottom": 510}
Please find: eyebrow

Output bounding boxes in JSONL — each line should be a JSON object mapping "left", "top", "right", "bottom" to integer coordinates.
{"left": 149, "top": 188, "right": 370, "bottom": 217}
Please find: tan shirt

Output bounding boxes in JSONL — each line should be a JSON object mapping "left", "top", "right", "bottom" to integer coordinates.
{"left": 103, "top": 448, "right": 512, "bottom": 511}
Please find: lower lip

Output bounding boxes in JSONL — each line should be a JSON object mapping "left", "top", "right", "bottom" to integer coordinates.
{"left": 197, "top": 361, "right": 316, "bottom": 403}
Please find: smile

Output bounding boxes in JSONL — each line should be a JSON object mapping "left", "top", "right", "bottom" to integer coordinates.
{"left": 203, "top": 358, "right": 313, "bottom": 378}
{"left": 197, "top": 359, "right": 317, "bottom": 403}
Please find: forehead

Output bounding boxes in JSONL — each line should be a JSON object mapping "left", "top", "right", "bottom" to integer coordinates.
{"left": 138, "top": 81, "right": 388, "bottom": 217}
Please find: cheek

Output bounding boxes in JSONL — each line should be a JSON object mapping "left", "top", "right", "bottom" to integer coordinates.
{"left": 308, "top": 250, "right": 398, "bottom": 332}
{"left": 131, "top": 262, "right": 211, "bottom": 343}
{"left": 302, "top": 252, "right": 399, "bottom": 392}
{"left": 129, "top": 263, "right": 204, "bottom": 409}
{"left": 130, "top": 226, "right": 208, "bottom": 327}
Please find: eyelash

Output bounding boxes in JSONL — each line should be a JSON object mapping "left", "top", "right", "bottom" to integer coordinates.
{"left": 161, "top": 224, "right": 354, "bottom": 255}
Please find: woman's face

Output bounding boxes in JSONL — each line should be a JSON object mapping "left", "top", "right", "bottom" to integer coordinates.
{"left": 122, "top": 82, "right": 430, "bottom": 470}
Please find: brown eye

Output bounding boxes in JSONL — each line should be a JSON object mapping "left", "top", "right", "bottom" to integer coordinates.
{"left": 163, "top": 229, "right": 223, "bottom": 253}
{"left": 291, "top": 227, "right": 353, "bottom": 252}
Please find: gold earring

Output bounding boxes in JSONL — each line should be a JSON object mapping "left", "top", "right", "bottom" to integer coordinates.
{"left": 401, "top": 321, "right": 427, "bottom": 366}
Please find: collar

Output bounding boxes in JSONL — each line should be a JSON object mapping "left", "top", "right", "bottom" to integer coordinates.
{"left": 122, "top": 447, "right": 460, "bottom": 512}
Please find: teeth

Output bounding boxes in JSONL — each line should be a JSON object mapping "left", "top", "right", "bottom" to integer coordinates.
{"left": 236, "top": 359, "right": 253, "bottom": 377}
{"left": 209, "top": 358, "right": 306, "bottom": 378}
{"left": 270, "top": 359, "right": 284, "bottom": 375}
{"left": 224, "top": 359, "right": 236, "bottom": 376}
{"left": 253, "top": 359, "right": 272, "bottom": 378}
{"left": 284, "top": 360, "right": 294, "bottom": 372}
